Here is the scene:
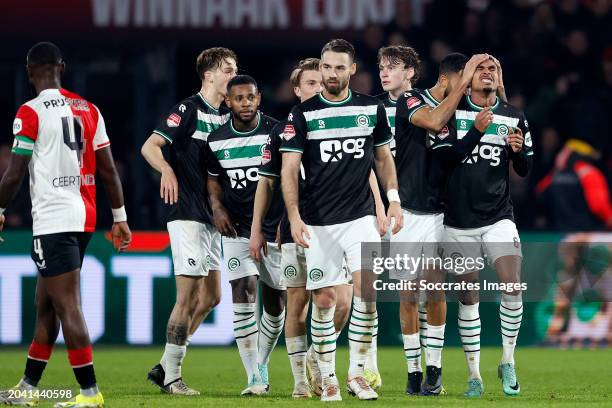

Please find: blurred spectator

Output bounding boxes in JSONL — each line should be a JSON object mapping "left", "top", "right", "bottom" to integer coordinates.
{"left": 536, "top": 139, "right": 612, "bottom": 231}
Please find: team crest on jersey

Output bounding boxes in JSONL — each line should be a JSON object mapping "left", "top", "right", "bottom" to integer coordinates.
{"left": 406, "top": 97, "right": 421, "bottom": 109}
{"left": 12, "top": 118, "right": 22, "bottom": 135}
{"left": 355, "top": 114, "right": 370, "bottom": 127}
{"left": 524, "top": 133, "right": 532, "bottom": 147}
{"left": 497, "top": 124, "right": 509, "bottom": 136}
{"left": 167, "top": 113, "right": 181, "bottom": 128}
{"left": 284, "top": 124, "right": 296, "bottom": 140}
{"left": 262, "top": 148, "right": 272, "bottom": 164}
{"left": 438, "top": 125, "right": 450, "bottom": 139}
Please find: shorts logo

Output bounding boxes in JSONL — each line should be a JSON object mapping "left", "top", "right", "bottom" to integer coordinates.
{"left": 309, "top": 268, "right": 323, "bottom": 282}
{"left": 497, "top": 124, "right": 509, "bottom": 136}
{"left": 355, "top": 114, "right": 370, "bottom": 127}
{"left": 513, "top": 237, "right": 520, "bottom": 248}
{"left": 284, "top": 265, "right": 297, "bottom": 279}
{"left": 284, "top": 124, "right": 296, "bottom": 140}
{"left": 13, "top": 118, "right": 22, "bottom": 135}
{"left": 205, "top": 255, "right": 212, "bottom": 268}
{"left": 262, "top": 148, "right": 272, "bottom": 165}
{"left": 228, "top": 257, "right": 241, "bottom": 271}
{"left": 406, "top": 97, "right": 421, "bottom": 109}
{"left": 188, "top": 258, "right": 196, "bottom": 267}
{"left": 167, "top": 113, "right": 181, "bottom": 128}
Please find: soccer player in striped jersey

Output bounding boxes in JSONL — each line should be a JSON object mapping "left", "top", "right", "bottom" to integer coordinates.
{"left": 365, "top": 45, "right": 421, "bottom": 391}
{"left": 394, "top": 52, "right": 491, "bottom": 395}
{"left": 0, "top": 42, "right": 131, "bottom": 408}
{"left": 141, "top": 47, "right": 237, "bottom": 395}
{"left": 206, "top": 75, "right": 286, "bottom": 396}
{"left": 441, "top": 56, "right": 533, "bottom": 397}
{"left": 281, "top": 39, "right": 403, "bottom": 401}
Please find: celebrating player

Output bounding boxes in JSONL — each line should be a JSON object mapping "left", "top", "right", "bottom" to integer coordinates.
{"left": 0, "top": 42, "right": 132, "bottom": 408}
{"left": 441, "top": 56, "right": 533, "bottom": 396}
{"left": 206, "top": 75, "right": 286, "bottom": 396}
{"left": 393, "top": 52, "right": 490, "bottom": 395}
{"left": 141, "top": 47, "right": 237, "bottom": 395}
{"left": 280, "top": 39, "right": 403, "bottom": 401}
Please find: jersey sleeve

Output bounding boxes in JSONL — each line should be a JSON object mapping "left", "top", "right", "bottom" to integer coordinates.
{"left": 279, "top": 106, "right": 307, "bottom": 153}
{"left": 11, "top": 105, "right": 39, "bottom": 156}
{"left": 92, "top": 105, "right": 111, "bottom": 151}
{"left": 259, "top": 124, "right": 283, "bottom": 178}
{"left": 373, "top": 101, "right": 393, "bottom": 147}
{"left": 153, "top": 101, "right": 197, "bottom": 144}
{"left": 204, "top": 143, "right": 223, "bottom": 177}
{"left": 401, "top": 90, "right": 428, "bottom": 124}
{"left": 518, "top": 112, "right": 534, "bottom": 156}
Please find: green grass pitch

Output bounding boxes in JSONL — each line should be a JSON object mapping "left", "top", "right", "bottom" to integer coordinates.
{"left": 1, "top": 346, "right": 610, "bottom": 407}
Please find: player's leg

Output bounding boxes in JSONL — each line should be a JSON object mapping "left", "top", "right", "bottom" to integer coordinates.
{"left": 281, "top": 243, "right": 312, "bottom": 398}
{"left": 188, "top": 271, "right": 222, "bottom": 341}
{"left": 484, "top": 220, "right": 523, "bottom": 395}
{"left": 305, "top": 224, "right": 345, "bottom": 402}
{"left": 364, "top": 230, "right": 383, "bottom": 387}
{"left": 399, "top": 288, "right": 422, "bottom": 395}
{"left": 343, "top": 216, "right": 380, "bottom": 400}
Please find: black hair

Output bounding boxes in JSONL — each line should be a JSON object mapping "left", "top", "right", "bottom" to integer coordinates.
{"left": 439, "top": 52, "right": 468, "bottom": 76}
{"left": 321, "top": 39, "right": 355, "bottom": 61}
{"left": 227, "top": 74, "right": 258, "bottom": 93}
{"left": 27, "top": 42, "right": 63, "bottom": 65}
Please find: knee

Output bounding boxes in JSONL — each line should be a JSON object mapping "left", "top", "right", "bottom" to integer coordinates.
{"left": 314, "top": 288, "right": 336, "bottom": 309}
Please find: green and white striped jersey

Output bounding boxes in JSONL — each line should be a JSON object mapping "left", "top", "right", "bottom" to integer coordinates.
{"left": 153, "top": 93, "right": 230, "bottom": 224}
{"left": 280, "top": 90, "right": 393, "bottom": 226}
{"left": 376, "top": 92, "right": 397, "bottom": 155}
{"left": 206, "top": 112, "right": 284, "bottom": 240}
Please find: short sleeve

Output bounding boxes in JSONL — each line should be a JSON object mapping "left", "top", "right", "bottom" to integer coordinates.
{"left": 92, "top": 105, "right": 111, "bottom": 151}
{"left": 153, "top": 101, "right": 197, "bottom": 144}
{"left": 205, "top": 143, "right": 223, "bottom": 177}
{"left": 399, "top": 90, "right": 428, "bottom": 124}
{"left": 259, "top": 123, "right": 283, "bottom": 178}
{"left": 11, "top": 105, "right": 39, "bottom": 155}
{"left": 518, "top": 111, "right": 534, "bottom": 156}
{"left": 373, "top": 101, "right": 393, "bottom": 147}
{"left": 279, "top": 106, "right": 307, "bottom": 153}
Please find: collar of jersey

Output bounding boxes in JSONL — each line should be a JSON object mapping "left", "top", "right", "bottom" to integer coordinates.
{"left": 467, "top": 95, "right": 499, "bottom": 111}
{"left": 424, "top": 89, "right": 441, "bottom": 106}
{"left": 318, "top": 89, "right": 352, "bottom": 106}
{"left": 387, "top": 94, "right": 397, "bottom": 105}
{"left": 198, "top": 92, "right": 220, "bottom": 112}
{"left": 39, "top": 88, "right": 61, "bottom": 96}
{"left": 230, "top": 111, "right": 261, "bottom": 136}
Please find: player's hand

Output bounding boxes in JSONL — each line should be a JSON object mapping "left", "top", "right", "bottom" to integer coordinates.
{"left": 491, "top": 56, "right": 504, "bottom": 90}
{"left": 507, "top": 127, "right": 524, "bottom": 153}
{"left": 461, "top": 53, "right": 490, "bottom": 86}
{"left": 376, "top": 203, "right": 387, "bottom": 237}
{"left": 474, "top": 106, "right": 493, "bottom": 132}
{"left": 248, "top": 230, "right": 267, "bottom": 262}
{"left": 112, "top": 221, "right": 132, "bottom": 252}
{"left": 160, "top": 167, "right": 179, "bottom": 205}
{"left": 387, "top": 202, "right": 404, "bottom": 235}
{"left": 0, "top": 214, "right": 5, "bottom": 243}
{"left": 290, "top": 215, "right": 311, "bottom": 248}
{"left": 212, "top": 205, "right": 237, "bottom": 238}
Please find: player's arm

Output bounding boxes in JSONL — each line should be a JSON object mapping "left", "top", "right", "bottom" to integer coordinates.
{"left": 410, "top": 54, "right": 489, "bottom": 133}
{"left": 368, "top": 170, "right": 387, "bottom": 236}
{"left": 205, "top": 144, "right": 237, "bottom": 238}
{"left": 279, "top": 109, "right": 310, "bottom": 247}
{"left": 432, "top": 107, "right": 492, "bottom": 166}
{"left": 249, "top": 176, "right": 277, "bottom": 261}
{"left": 141, "top": 134, "right": 178, "bottom": 205}
{"left": 373, "top": 102, "right": 403, "bottom": 234}
{"left": 508, "top": 113, "right": 533, "bottom": 177}
{"left": 0, "top": 153, "right": 30, "bottom": 234}
{"left": 96, "top": 146, "right": 132, "bottom": 252}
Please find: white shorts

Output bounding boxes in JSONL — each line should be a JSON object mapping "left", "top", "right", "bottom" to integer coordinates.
{"left": 222, "top": 236, "right": 286, "bottom": 290}
{"left": 390, "top": 210, "right": 444, "bottom": 281}
{"left": 441, "top": 219, "right": 522, "bottom": 275}
{"left": 167, "top": 220, "right": 221, "bottom": 276}
{"left": 281, "top": 243, "right": 352, "bottom": 288}
{"left": 305, "top": 215, "right": 380, "bottom": 290}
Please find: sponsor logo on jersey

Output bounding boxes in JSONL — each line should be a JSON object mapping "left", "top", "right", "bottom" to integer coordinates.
{"left": 12, "top": 118, "right": 22, "bottom": 135}
{"left": 524, "top": 132, "right": 532, "bottom": 147}
{"left": 288, "top": 113, "right": 293, "bottom": 122}
{"left": 463, "top": 144, "right": 502, "bottom": 166}
{"left": 497, "top": 124, "right": 510, "bottom": 136}
{"left": 179, "top": 104, "right": 186, "bottom": 113}
{"left": 284, "top": 265, "right": 297, "bottom": 279}
{"left": 355, "top": 114, "right": 370, "bottom": 127}
{"left": 406, "top": 97, "right": 421, "bottom": 109}
{"left": 227, "top": 168, "right": 259, "bottom": 188}
{"left": 438, "top": 125, "right": 450, "bottom": 140}
{"left": 167, "top": 113, "right": 181, "bottom": 128}
{"left": 319, "top": 138, "right": 365, "bottom": 162}
{"left": 318, "top": 119, "right": 326, "bottom": 129}
{"left": 228, "top": 257, "right": 241, "bottom": 271}
{"left": 309, "top": 268, "right": 323, "bottom": 282}
{"left": 262, "top": 148, "right": 272, "bottom": 164}
{"left": 284, "top": 124, "right": 296, "bottom": 140}
{"left": 224, "top": 150, "right": 230, "bottom": 159}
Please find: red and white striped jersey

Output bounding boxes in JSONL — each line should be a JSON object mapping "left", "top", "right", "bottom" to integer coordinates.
{"left": 11, "top": 88, "right": 110, "bottom": 236}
